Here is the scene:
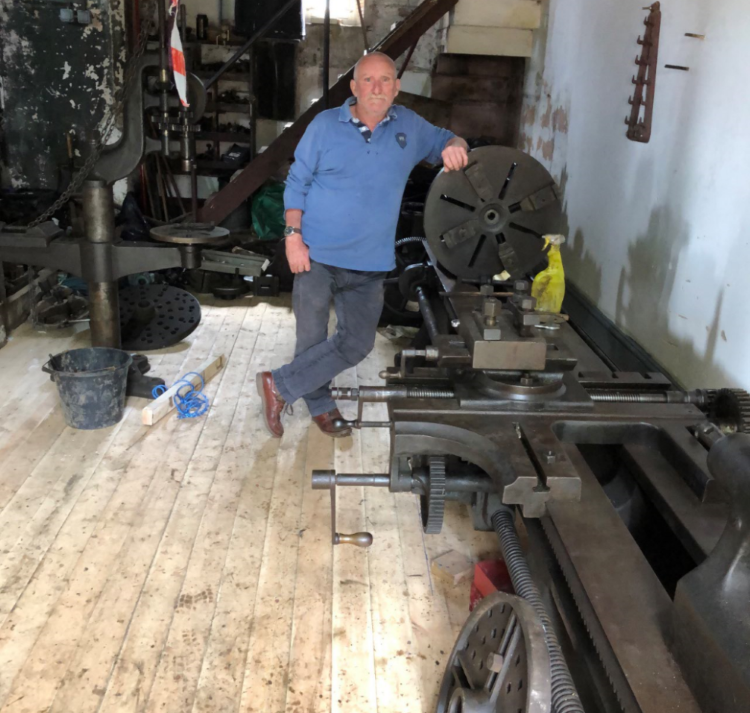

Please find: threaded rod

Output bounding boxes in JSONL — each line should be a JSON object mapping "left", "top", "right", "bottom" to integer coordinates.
{"left": 492, "top": 508, "right": 583, "bottom": 713}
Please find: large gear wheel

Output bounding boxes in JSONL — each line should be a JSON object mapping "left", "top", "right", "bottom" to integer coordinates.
{"left": 420, "top": 455, "right": 446, "bottom": 534}
{"left": 435, "top": 591, "right": 551, "bottom": 713}
{"left": 705, "top": 388, "right": 750, "bottom": 434}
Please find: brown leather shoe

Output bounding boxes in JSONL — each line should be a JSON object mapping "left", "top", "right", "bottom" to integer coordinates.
{"left": 312, "top": 408, "right": 352, "bottom": 438}
{"left": 256, "top": 371, "right": 286, "bottom": 438}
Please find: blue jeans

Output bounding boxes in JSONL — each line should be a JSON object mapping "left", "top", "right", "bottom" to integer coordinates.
{"left": 272, "top": 260, "right": 386, "bottom": 417}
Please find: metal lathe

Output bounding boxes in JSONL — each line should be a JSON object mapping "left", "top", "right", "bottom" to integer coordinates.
{"left": 313, "top": 146, "right": 750, "bottom": 713}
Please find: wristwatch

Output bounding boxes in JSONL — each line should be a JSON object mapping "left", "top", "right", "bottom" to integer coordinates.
{"left": 283, "top": 226, "right": 302, "bottom": 237}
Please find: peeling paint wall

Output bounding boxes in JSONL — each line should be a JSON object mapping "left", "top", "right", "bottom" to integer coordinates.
{"left": 521, "top": 0, "right": 750, "bottom": 391}
{"left": 0, "top": 0, "right": 126, "bottom": 189}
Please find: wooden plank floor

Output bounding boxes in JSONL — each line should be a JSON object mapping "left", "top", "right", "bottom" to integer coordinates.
{"left": 0, "top": 295, "right": 499, "bottom": 713}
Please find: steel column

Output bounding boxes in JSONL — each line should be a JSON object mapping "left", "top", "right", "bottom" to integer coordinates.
{"left": 82, "top": 180, "right": 121, "bottom": 348}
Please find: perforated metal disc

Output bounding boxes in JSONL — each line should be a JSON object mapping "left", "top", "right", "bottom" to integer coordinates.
{"left": 424, "top": 146, "right": 562, "bottom": 281}
{"left": 150, "top": 223, "right": 230, "bottom": 245}
{"left": 436, "top": 591, "right": 551, "bottom": 713}
{"left": 119, "top": 284, "right": 201, "bottom": 350}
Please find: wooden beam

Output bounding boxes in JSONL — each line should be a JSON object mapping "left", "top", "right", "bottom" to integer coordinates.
{"left": 446, "top": 26, "right": 534, "bottom": 57}
{"left": 452, "top": 0, "right": 542, "bottom": 30}
{"left": 141, "top": 354, "right": 225, "bottom": 425}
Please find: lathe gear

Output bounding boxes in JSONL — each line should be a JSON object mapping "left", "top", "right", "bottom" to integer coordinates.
{"left": 705, "top": 388, "right": 750, "bottom": 434}
{"left": 435, "top": 591, "right": 551, "bottom": 713}
{"left": 421, "top": 455, "right": 447, "bottom": 534}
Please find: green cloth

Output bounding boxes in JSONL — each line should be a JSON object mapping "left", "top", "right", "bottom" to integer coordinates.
{"left": 252, "top": 181, "right": 285, "bottom": 240}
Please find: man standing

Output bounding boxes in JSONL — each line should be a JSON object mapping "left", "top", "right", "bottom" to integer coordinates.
{"left": 257, "top": 51, "right": 469, "bottom": 438}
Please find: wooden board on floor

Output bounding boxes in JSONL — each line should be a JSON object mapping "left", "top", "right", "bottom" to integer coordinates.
{"left": 141, "top": 354, "right": 225, "bottom": 425}
{"left": 0, "top": 295, "right": 499, "bottom": 713}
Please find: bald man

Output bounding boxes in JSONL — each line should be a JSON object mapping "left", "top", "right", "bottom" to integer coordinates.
{"left": 257, "top": 52, "right": 469, "bottom": 439}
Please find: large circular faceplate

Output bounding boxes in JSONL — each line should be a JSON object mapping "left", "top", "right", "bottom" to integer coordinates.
{"left": 424, "top": 146, "right": 562, "bottom": 281}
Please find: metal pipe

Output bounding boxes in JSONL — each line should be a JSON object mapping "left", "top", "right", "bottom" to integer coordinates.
{"left": 157, "top": 0, "right": 171, "bottom": 155}
{"left": 204, "top": 0, "right": 299, "bottom": 90}
{"left": 330, "top": 385, "right": 455, "bottom": 401}
{"left": 179, "top": 2, "right": 187, "bottom": 39}
{"left": 159, "top": 153, "right": 188, "bottom": 216}
{"left": 84, "top": 180, "right": 115, "bottom": 244}
{"left": 190, "top": 167, "right": 199, "bottom": 219}
{"left": 415, "top": 286, "right": 440, "bottom": 343}
{"left": 312, "top": 471, "right": 493, "bottom": 494}
{"left": 88, "top": 283, "right": 121, "bottom": 348}
{"left": 491, "top": 507, "right": 584, "bottom": 713}
{"left": 323, "top": 0, "right": 330, "bottom": 108}
{"left": 355, "top": 0, "right": 368, "bottom": 50}
{"left": 312, "top": 472, "right": 390, "bottom": 489}
{"left": 157, "top": 0, "right": 167, "bottom": 72}
{"left": 82, "top": 180, "right": 120, "bottom": 348}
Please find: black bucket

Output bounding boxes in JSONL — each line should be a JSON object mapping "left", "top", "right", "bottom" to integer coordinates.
{"left": 43, "top": 347, "right": 133, "bottom": 430}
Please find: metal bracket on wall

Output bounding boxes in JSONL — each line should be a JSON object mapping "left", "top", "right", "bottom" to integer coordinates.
{"left": 625, "top": 2, "right": 661, "bottom": 143}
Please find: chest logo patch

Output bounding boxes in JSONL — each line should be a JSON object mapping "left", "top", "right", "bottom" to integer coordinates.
{"left": 396, "top": 133, "right": 407, "bottom": 149}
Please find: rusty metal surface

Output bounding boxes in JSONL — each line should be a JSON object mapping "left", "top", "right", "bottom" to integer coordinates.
{"left": 199, "top": 0, "right": 459, "bottom": 225}
{"left": 620, "top": 443, "right": 727, "bottom": 562}
{"left": 435, "top": 592, "right": 552, "bottom": 713}
{"left": 626, "top": 2, "right": 661, "bottom": 143}
{"left": 545, "top": 448, "right": 702, "bottom": 713}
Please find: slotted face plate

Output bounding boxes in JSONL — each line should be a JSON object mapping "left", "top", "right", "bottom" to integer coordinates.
{"left": 424, "top": 146, "right": 562, "bottom": 281}
{"left": 150, "top": 223, "right": 230, "bottom": 245}
{"left": 119, "top": 285, "right": 201, "bottom": 350}
{"left": 435, "top": 592, "right": 551, "bottom": 713}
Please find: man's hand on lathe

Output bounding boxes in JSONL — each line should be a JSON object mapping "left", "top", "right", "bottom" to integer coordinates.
{"left": 442, "top": 138, "right": 470, "bottom": 172}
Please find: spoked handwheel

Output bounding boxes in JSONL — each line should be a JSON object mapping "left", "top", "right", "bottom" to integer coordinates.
{"left": 435, "top": 591, "right": 552, "bottom": 713}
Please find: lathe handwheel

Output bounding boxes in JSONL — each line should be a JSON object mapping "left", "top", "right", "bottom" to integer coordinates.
{"left": 435, "top": 591, "right": 551, "bottom": 713}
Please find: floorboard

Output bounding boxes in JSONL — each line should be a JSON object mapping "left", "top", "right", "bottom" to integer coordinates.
{"left": 0, "top": 295, "right": 501, "bottom": 713}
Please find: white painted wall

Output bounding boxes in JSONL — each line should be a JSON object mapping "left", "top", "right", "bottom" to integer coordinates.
{"left": 521, "top": 0, "right": 750, "bottom": 390}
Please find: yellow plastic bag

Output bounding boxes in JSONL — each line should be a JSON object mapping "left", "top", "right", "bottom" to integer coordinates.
{"left": 531, "top": 234, "right": 566, "bottom": 313}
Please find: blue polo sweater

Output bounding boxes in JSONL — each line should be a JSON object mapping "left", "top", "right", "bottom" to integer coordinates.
{"left": 283, "top": 97, "right": 455, "bottom": 271}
